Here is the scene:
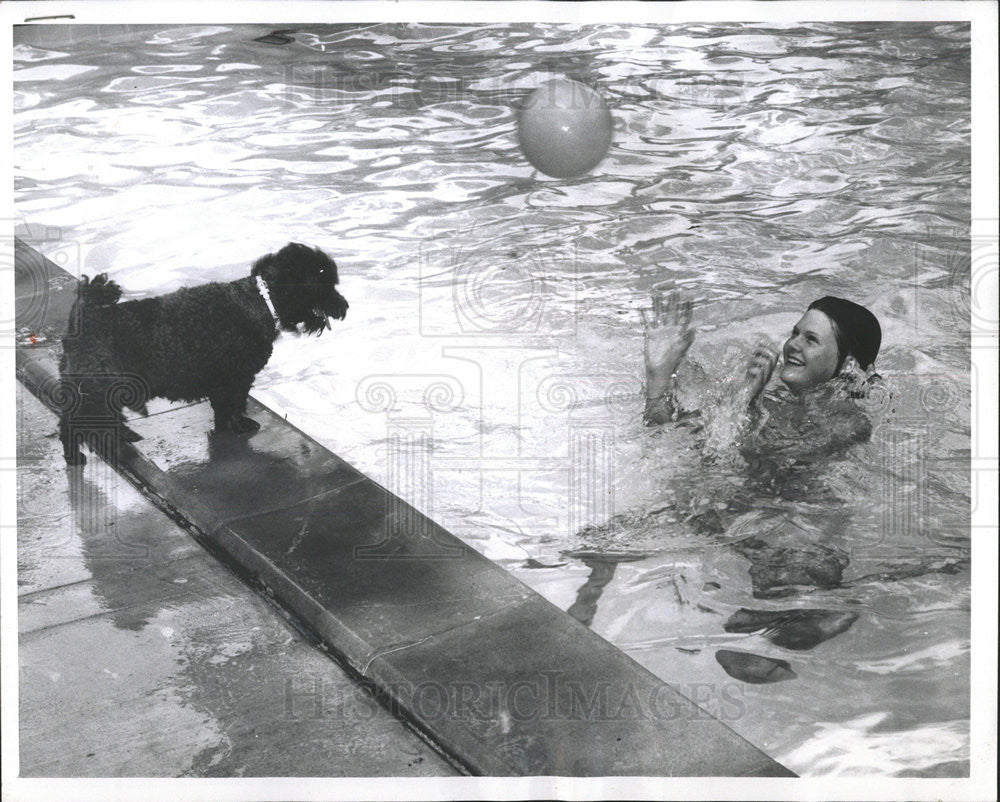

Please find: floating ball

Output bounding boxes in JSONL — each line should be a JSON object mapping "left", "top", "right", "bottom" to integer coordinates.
{"left": 517, "top": 78, "right": 613, "bottom": 178}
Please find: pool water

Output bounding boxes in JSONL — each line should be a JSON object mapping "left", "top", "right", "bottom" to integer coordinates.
{"left": 14, "top": 22, "right": 972, "bottom": 776}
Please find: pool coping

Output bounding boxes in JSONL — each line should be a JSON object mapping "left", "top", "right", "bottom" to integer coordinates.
{"left": 14, "top": 235, "right": 795, "bottom": 778}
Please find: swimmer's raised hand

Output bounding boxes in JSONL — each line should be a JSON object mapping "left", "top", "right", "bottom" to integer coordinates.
{"left": 642, "top": 290, "right": 695, "bottom": 382}
{"left": 744, "top": 342, "right": 778, "bottom": 407}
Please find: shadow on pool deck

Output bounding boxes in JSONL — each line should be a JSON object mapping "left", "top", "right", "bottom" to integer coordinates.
{"left": 16, "top": 383, "right": 459, "bottom": 777}
{"left": 14, "top": 234, "right": 795, "bottom": 777}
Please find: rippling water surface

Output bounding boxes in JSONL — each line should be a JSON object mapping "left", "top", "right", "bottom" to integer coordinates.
{"left": 14, "top": 22, "right": 972, "bottom": 776}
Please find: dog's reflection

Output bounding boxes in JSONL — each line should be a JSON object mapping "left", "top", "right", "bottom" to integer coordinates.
{"left": 163, "top": 428, "right": 344, "bottom": 525}
{"left": 63, "top": 453, "right": 224, "bottom": 631}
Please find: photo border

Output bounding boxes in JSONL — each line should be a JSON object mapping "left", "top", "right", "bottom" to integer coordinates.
{"left": 2, "top": 2, "right": 996, "bottom": 801}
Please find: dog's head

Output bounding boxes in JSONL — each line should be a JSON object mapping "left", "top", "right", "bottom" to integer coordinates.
{"left": 252, "top": 243, "right": 348, "bottom": 334}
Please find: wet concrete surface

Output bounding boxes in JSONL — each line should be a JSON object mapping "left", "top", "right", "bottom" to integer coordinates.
{"left": 17, "top": 386, "right": 458, "bottom": 777}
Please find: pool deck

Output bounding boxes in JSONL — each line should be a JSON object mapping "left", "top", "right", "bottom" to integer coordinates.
{"left": 13, "top": 233, "right": 795, "bottom": 777}
{"left": 16, "top": 382, "right": 458, "bottom": 778}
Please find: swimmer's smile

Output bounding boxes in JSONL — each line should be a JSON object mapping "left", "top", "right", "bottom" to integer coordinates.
{"left": 778, "top": 310, "right": 843, "bottom": 393}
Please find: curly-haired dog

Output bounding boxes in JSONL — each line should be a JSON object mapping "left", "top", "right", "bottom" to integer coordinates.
{"left": 59, "top": 242, "right": 348, "bottom": 465}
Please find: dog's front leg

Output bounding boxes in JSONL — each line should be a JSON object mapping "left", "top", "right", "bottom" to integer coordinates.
{"left": 59, "top": 413, "right": 86, "bottom": 466}
{"left": 209, "top": 381, "right": 261, "bottom": 435}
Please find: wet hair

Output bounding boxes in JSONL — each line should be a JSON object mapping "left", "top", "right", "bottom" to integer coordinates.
{"left": 807, "top": 296, "right": 881, "bottom": 372}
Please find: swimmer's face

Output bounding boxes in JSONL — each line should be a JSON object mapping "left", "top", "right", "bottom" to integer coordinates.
{"left": 780, "top": 309, "right": 841, "bottom": 394}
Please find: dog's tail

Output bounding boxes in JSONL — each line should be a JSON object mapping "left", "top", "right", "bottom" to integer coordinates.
{"left": 67, "top": 274, "right": 123, "bottom": 336}
{"left": 77, "top": 273, "right": 123, "bottom": 307}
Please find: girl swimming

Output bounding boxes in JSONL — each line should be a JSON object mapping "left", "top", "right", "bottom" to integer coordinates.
{"left": 567, "top": 292, "right": 893, "bottom": 636}
{"left": 642, "top": 290, "right": 882, "bottom": 460}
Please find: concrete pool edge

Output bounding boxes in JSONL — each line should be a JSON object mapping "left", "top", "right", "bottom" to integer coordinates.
{"left": 14, "top": 236, "right": 796, "bottom": 778}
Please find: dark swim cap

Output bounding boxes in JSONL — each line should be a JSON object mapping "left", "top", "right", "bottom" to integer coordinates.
{"left": 807, "top": 296, "right": 881, "bottom": 371}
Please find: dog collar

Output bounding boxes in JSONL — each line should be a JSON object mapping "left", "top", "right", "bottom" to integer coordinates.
{"left": 255, "top": 275, "right": 280, "bottom": 331}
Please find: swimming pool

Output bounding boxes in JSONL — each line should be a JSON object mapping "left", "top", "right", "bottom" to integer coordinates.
{"left": 13, "top": 21, "right": 972, "bottom": 776}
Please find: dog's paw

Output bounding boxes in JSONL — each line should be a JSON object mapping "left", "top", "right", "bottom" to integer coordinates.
{"left": 229, "top": 414, "right": 261, "bottom": 435}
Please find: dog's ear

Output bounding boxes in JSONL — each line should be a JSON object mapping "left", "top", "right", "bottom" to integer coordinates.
{"left": 251, "top": 252, "right": 274, "bottom": 278}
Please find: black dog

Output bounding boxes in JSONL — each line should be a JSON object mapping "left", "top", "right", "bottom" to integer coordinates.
{"left": 58, "top": 242, "right": 348, "bottom": 465}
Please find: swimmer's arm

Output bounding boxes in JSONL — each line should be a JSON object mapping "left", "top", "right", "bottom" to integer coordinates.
{"left": 644, "top": 370, "right": 679, "bottom": 425}
{"left": 744, "top": 344, "right": 779, "bottom": 415}
{"left": 642, "top": 290, "right": 694, "bottom": 426}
